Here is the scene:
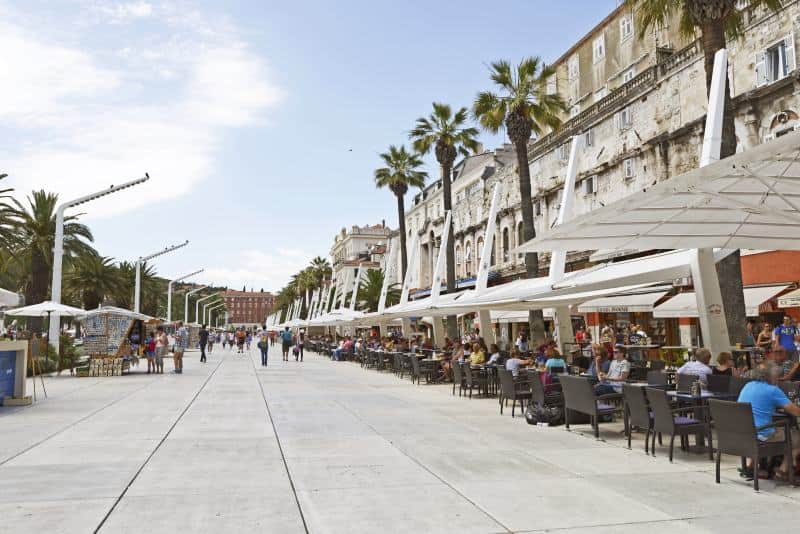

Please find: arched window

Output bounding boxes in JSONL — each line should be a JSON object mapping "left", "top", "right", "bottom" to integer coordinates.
{"left": 464, "top": 241, "right": 473, "bottom": 277}
{"left": 476, "top": 237, "right": 485, "bottom": 267}
{"left": 517, "top": 222, "right": 524, "bottom": 258}
{"left": 455, "top": 245, "right": 462, "bottom": 274}
{"left": 502, "top": 227, "right": 510, "bottom": 262}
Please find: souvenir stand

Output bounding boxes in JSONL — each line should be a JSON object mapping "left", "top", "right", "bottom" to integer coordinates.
{"left": 78, "top": 306, "right": 151, "bottom": 376}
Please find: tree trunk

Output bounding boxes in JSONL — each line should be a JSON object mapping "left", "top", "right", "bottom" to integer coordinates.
{"left": 513, "top": 139, "right": 547, "bottom": 344}
{"left": 702, "top": 20, "right": 748, "bottom": 345}
{"left": 396, "top": 192, "right": 408, "bottom": 281}
{"left": 440, "top": 161, "right": 459, "bottom": 341}
{"left": 27, "top": 248, "right": 49, "bottom": 332}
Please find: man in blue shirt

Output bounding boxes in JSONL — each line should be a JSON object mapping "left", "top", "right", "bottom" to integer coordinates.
{"left": 773, "top": 316, "right": 799, "bottom": 361}
{"left": 738, "top": 362, "right": 800, "bottom": 478}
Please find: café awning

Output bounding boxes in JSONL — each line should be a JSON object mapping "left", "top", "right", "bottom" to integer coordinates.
{"left": 515, "top": 131, "right": 800, "bottom": 253}
{"left": 577, "top": 288, "right": 671, "bottom": 313}
{"left": 654, "top": 285, "right": 788, "bottom": 318}
{"left": 779, "top": 287, "right": 800, "bottom": 308}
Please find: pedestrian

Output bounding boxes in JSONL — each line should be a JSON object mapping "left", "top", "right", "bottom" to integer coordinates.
{"left": 246, "top": 331, "right": 252, "bottom": 351}
{"left": 281, "top": 327, "right": 292, "bottom": 361}
{"left": 198, "top": 324, "right": 209, "bottom": 363}
{"left": 257, "top": 333, "right": 269, "bottom": 366}
{"left": 173, "top": 321, "right": 188, "bottom": 374}
{"left": 773, "top": 316, "right": 799, "bottom": 361}
{"left": 155, "top": 325, "right": 168, "bottom": 374}
{"left": 222, "top": 333, "right": 227, "bottom": 350}
{"left": 236, "top": 328, "right": 246, "bottom": 353}
{"left": 297, "top": 330, "right": 305, "bottom": 362}
{"left": 145, "top": 330, "right": 156, "bottom": 374}
{"left": 207, "top": 330, "right": 215, "bottom": 353}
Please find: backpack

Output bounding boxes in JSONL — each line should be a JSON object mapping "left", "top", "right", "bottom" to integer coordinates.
{"left": 524, "top": 403, "right": 564, "bottom": 426}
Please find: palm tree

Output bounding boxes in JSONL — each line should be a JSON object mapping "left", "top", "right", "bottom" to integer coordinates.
{"left": 0, "top": 174, "right": 19, "bottom": 254}
{"left": 410, "top": 103, "right": 480, "bottom": 339}
{"left": 66, "top": 254, "right": 123, "bottom": 310}
{"left": 13, "top": 190, "right": 95, "bottom": 328}
{"left": 309, "top": 256, "right": 332, "bottom": 287}
{"left": 625, "top": 0, "right": 781, "bottom": 344}
{"left": 357, "top": 268, "right": 400, "bottom": 312}
{"left": 473, "top": 57, "right": 566, "bottom": 343}
{"left": 375, "top": 145, "right": 427, "bottom": 281}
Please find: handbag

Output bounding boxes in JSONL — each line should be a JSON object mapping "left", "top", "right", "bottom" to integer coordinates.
{"left": 524, "top": 403, "right": 564, "bottom": 426}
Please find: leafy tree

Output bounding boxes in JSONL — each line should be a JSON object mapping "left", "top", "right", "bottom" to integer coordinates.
{"left": 374, "top": 145, "right": 427, "bottom": 280}
{"left": 13, "top": 191, "right": 95, "bottom": 328}
{"left": 410, "top": 103, "right": 480, "bottom": 339}
{"left": 473, "top": 57, "right": 565, "bottom": 342}
{"left": 625, "top": 0, "right": 781, "bottom": 344}
{"left": 65, "top": 254, "right": 123, "bottom": 310}
{"left": 357, "top": 268, "right": 400, "bottom": 312}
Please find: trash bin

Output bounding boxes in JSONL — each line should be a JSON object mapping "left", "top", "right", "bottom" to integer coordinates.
{"left": 0, "top": 350, "right": 15, "bottom": 405}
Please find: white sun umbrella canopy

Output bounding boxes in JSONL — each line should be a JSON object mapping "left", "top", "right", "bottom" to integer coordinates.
{"left": 515, "top": 131, "right": 800, "bottom": 253}
{"left": 0, "top": 288, "right": 22, "bottom": 308}
{"left": 79, "top": 305, "right": 151, "bottom": 321}
{"left": 6, "top": 301, "right": 86, "bottom": 318}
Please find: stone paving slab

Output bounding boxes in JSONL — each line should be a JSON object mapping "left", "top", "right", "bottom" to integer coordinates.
{"left": 2, "top": 346, "right": 800, "bottom": 533}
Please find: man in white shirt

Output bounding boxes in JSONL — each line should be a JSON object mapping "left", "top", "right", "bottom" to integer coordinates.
{"left": 677, "top": 347, "right": 713, "bottom": 384}
{"left": 595, "top": 347, "right": 630, "bottom": 395}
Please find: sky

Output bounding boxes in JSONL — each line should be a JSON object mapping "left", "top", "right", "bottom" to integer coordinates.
{"left": 1, "top": 0, "right": 617, "bottom": 293}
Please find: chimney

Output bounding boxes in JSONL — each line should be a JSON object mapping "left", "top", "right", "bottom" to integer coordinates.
{"left": 381, "top": 219, "right": 385, "bottom": 228}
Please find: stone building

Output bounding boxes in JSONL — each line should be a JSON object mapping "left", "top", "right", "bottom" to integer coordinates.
{"left": 224, "top": 289, "right": 275, "bottom": 328}
{"left": 404, "top": 0, "right": 800, "bottom": 291}
{"left": 330, "top": 223, "right": 393, "bottom": 296}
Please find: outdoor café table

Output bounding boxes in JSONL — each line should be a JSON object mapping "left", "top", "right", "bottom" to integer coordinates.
{"left": 470, "top": 365, "right": 498, "bottom": 396}
{"left": 731, "top": 347, "right": 758, "bottom": 370}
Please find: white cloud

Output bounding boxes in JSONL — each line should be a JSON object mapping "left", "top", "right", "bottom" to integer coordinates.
{"left": 0, "top": 6, "right": 283, "bottom": 217}
{"left": 99, "top": 1, "right": 153, "bottom": 22}
{"left": 205, "top": 250, "right": 312, "bottom": 292}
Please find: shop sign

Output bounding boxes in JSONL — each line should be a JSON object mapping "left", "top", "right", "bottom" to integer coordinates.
{"left": 707, "top": 304, "right": 722, "bottom": 316}
{"left": 595, "top": 306, "right": 630, "bottom": 313}
{"left": 779, "top": 295, "right": 800, "bottom": 308}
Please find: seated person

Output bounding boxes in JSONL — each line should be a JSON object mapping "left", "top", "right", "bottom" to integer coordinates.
{"left": 594, "top": 347, "right": 630, "bottom": 396}
{"left": 505, "top": 348, "right": 532, "bottom": 377}
{"left": 738, "top": 362, "right": 800, "bottom": 480}
{"left": 766, "top": 346, "right": 800, "bottom": 381}
{"left": 587, "top": 345, "right": 611, "bottom": 378}
{"left": 544, "top": 348, "right": 567, "bottom": 373}
{"left": 469, "top": 343, "right": 486, "bottom": 366}
{"left": 712, "top": 351, "right": 737, "bottom": 376}
{"left": 677, "top": 347, "right": 713, "bottom": 384}
{"left": 486, "top": 344, "right": 501, "bottom": 366}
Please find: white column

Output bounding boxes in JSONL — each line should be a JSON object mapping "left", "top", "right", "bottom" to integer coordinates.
{"left": 378, "top": 241, "right": 398, "bottom": 314}
{"left": 350, "top": 264, "right": 364, "bottom": 312}
{"left": 167, "top": 280, "right": 174, "bottom": 323}
{"left": 430, "top": 212, "right": 452, "bottom": 347}
{"left": 47, "top": 207, "right": 66, "bottom": 348}
{"left": 398, "top": 235, "right": 420, "bottom": 338}
{"left": 134, "top": 259, "right": 143, "bottom": 314}
{"left": 475, "top": 185, "right": 501, "bottom": 345}
{"left": 692, "top": 49, "right": 731, "bottom": 359}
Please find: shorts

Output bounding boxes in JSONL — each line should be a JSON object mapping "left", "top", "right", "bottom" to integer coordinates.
{"left": 763, "top": 426, "right": 800, "bottom": 444}
{"left": 282, "top": 341, "right": 291, "bottom": 352}
{"left": 155, "top": 347, "right": 166, "bottom": 363}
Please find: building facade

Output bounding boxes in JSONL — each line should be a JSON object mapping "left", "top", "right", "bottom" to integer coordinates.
{"left": 223, "top": 289, "right": 275, "bottom": 327}
{"left": 404, "top": 0, "right": 800, "bottom": 290}
{"left": 330, "top": 223, "right": 393, "bottom": 296}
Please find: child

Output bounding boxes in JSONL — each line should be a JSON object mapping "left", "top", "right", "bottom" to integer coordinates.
{"left": 145, "top": 331, "right": 156, "bottom": 374}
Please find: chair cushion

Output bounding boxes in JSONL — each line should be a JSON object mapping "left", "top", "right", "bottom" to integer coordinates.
{"left": 596, "top": 402, "right": 616, "bottom": 411}
{"left": 673, "top": 416, "right": 699, "bottom": 425}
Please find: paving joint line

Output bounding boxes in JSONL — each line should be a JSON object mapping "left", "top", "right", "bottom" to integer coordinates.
{"left": 332, "top": 398, "right": 513, "bottom": 533}
{"left": 249, "top": 350, "right": 311, "bottom": 534}
{"left": 0, "top": 376, "right": 164, "bottom": 467}
{"left": 93, "top": 356, "right": 226, "bottom": 533}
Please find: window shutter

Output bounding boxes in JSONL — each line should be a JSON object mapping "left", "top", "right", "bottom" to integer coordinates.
{"left": 755, "top": 51, "right": 767, "bottom": 87}
{"left": 785, "top": 34, "right": 796, "bottom": 73}
{"left": 614, "top": 112, "right": 620, "bottom": 131}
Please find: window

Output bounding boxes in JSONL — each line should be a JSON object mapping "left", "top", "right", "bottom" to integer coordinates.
{"left": 546, "top": 76, "right": 557, "bottom": 95}
{"left": 594, "top": 86, "right": 607, "bottom": 102}
{"left": 623, "top": 158, "right": 636, "bottom": 180}
{"left": 517, "top": 222, "right": 524, "bottom": 257}
{"left": 557, "top": 143, "right": 570, "bottom": 162}
{"left": 622, "top": 66, "right": 636, "bottom": 83}
{"left": 502, "top": 228, "right": 510, "bottom": 262}
{"left": 534, "top": 200, "right": 542, "bottom": 216}
{"left": 757, "top": 35, "right": 796, "bottom": 87}
{"left": 593, "top": 34, "right": 605, "bottom": 63}
{"left": 616, "top": 106, "right": 633, "bottom": 130}
{"left": 584, "top": 128, "right": 595, "bottom": 148}
{"left": 620, "top": 16, "right": 633, "bottom": 41}
{"left": 568, "top": 55, "right": 579, "bottom": 79}
{"left": 584, "top": 175, "right": 598, "bottom": 195}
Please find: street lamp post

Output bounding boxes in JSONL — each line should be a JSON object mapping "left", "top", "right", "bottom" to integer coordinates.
{"left": 167, "top": 269, "right": 203, "bottom": 322}
{"left": 185, "top": 285, "right": 207, "bottom": 323}
{"left": 195, "top": 293, "right": 219, "bottom": 325}
{"left": 207, "top": 303, "right": 225, "bottom": 328}
{"left": 134, "top": 240, "right": 189, "bottom": 314}
{"left": 49, "top": 175, "right": 150, "bottom": 348}
{"left": 202, "top": 299, "right": 222, "bottom": 326}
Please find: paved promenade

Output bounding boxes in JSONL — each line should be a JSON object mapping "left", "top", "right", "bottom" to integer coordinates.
{"left": 2, "top": 347, "right": 799, "bottom": 533}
